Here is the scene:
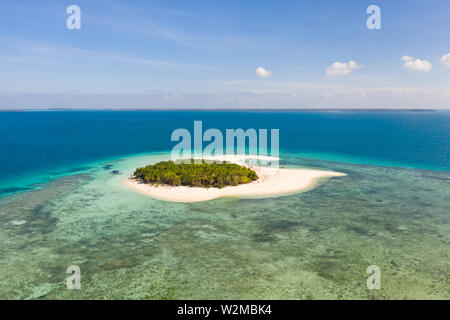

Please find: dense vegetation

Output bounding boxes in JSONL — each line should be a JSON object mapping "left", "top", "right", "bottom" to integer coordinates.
{"left": 133, "top": 160, "right": 259, "bottom": 188}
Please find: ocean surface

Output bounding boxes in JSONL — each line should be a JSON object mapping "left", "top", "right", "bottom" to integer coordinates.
{"left": 0, "top": 110, "right": 449, "bottom": 299}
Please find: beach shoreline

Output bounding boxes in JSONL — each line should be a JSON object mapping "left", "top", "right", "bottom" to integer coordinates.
{"left": 123, "top": 155, "right": 346, "bottom": 202}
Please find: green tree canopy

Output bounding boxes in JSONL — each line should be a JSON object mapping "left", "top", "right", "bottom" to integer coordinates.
{"left": 133, "top": 160, "right": 259, "bottom": 189}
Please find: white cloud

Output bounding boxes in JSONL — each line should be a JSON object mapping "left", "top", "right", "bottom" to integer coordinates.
{"left": 2, "top": 87, "right": 449, "bottom": 109}
{"left": 326, "top": 60, "right": 361, "bottom": 76}
{"left": 255, "top": 66, "right": 271, "bottom": 78}
{"left": 440, "top": 53, "right": 450, "bottom": 68}
{"left": 17, "top": 43, "right": 211, "bottom": 69}
{"left": 401, "top": 55, "right": 432, "bottom": 72}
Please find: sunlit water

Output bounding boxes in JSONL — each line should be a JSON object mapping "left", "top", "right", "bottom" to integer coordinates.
{"left": 0, "top": 153, "right": 448, "bottom": 299}
{"left": 0, "top": 111, "right": 449, "bottom": 299}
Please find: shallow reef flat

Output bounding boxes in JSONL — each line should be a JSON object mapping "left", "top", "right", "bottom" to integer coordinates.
{"left": 0, "top": 154, "right": 449, "bottom": 299}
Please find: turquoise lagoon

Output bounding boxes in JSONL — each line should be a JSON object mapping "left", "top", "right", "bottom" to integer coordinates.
{"left": 0, "top": 111, "right": 449, "bottom": 299}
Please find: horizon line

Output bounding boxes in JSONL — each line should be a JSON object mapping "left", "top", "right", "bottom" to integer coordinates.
{"left": 0, "top": 107, "right": 444, "bottom": 112}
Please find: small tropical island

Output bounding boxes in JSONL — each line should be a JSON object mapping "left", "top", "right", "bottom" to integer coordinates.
{"left": 133, "top": 160, "right": 259, "bottom": 188}
{"left": 124, "top": 155, "right": 347, "bottom": 203}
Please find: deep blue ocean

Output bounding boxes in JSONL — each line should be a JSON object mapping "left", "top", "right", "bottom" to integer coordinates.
{"left": 1, "top": 110, "right": 449, "bottom": 299}
{"left": 1, "top": 110, "right": 449, "bottom": 196}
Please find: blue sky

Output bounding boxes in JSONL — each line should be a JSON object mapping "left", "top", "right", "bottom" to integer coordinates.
{"left": 0, "top": 0, "right": 449, "bottom": 108}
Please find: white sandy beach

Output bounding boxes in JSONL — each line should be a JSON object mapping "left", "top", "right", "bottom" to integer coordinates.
{"left": 124, "top": 155, "right": 346, "bottom": 202}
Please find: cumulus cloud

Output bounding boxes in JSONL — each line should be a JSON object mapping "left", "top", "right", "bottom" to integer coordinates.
{"left": 440, "top": 53, "right": 450, "bottom": 68}
{"left": 255, "top": 66, "right": 271, "bottom": 78}
{"left": 326, "top": 60, "right": 361, "bottom": 76}
{"left": 401, "top": 55, "right": 432, "bottom": 72}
